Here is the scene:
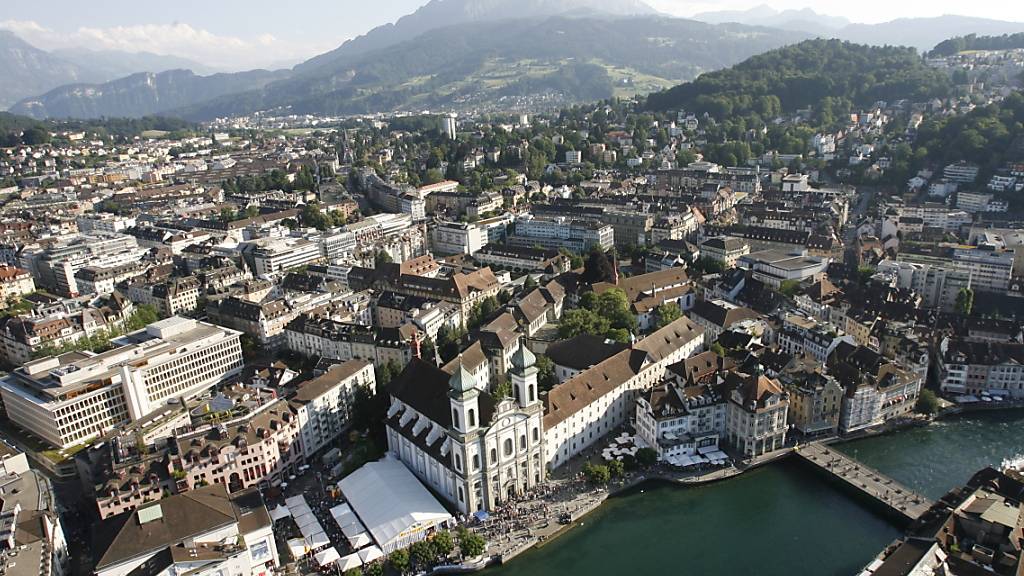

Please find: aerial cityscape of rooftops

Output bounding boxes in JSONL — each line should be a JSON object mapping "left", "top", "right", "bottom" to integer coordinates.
{"left": 2, "top": 0, "right": 1024, "bottom": 575}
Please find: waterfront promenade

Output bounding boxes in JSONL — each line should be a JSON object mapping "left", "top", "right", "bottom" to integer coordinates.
{"left": 795, "top": 442, "right": 933, "bottom": 522}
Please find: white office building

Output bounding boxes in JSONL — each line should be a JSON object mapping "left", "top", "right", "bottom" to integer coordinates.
{"left": 0, "top": 317, "right": 243, "bottom": 448}
{"left": 291, "top": 360, "right": 376, "bottom": 457}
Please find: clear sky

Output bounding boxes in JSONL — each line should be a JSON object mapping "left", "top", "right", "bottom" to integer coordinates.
{"left": 2, "top": 0, "right": 1023, "bottom": 70}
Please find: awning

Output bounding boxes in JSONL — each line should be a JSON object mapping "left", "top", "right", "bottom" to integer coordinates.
{"left": 291, "top": 503, "right": 313, "bottom": 517}
{"left": 359, "top": 546, "right": 384, "bottom": 564}
{"left": 473, "top": 510, "right": 490, "bottom": 522}
{"left": 270, "top": 505, "right": 292, "bottom": 521}
{"left": 337, "top": 553, "right": 363, "bottom": 571}
{"left": 342, "top": 518, "right": 368, "bottom": 539}
{"left": 287, "top": 538, "right": 307, "bottom": 558}
{"left": 300, "top": 520, "right": 325, "bottom": 538}
{"left": 285, "top": 495, "right": 307, "bottom": 508}
{"left": 295, "top": 512, "right": 319, "bottom": 529}
{"left": 306, "top": 531, "right": 331, "bottom": 550}
{"left": 314, "top": 547, "right": 341, "bottom": 567}
{"left": 349, "top": 532, "right": 373, "bottom": 549}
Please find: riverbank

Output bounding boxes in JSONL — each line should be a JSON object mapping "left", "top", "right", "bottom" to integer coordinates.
{"left": 487, "top": 407, "right": 1024, "bottom": 571}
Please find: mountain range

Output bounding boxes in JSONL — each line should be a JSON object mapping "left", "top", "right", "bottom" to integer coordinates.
{"left": 0, "top": 30, "right": 213, "bottom": 110}
{"left": 691, "top": 5, "right": 1024, "bottom": 50}
{"left": 7, "top": 0, "right": 1024, "bottom": 121}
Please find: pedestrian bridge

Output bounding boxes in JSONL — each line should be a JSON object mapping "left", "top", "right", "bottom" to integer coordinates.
{"left": 794, "top": 442, "right": 933, "bottom": 523}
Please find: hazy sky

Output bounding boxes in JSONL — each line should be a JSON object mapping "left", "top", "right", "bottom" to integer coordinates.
{"left": 2, "top": 0, "right": 1023, "bottom": 70}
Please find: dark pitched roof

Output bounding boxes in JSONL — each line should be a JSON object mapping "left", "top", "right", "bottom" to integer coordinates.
{"left": 545, "top": 334, "right": 629, "bottom": 371}
{"left": 389, "top": 358, "right": 497, "bottom": 427}
{"left": 94, "top": 484, "right": 242, "bottom": 570}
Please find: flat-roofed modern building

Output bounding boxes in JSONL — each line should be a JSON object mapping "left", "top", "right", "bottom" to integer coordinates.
{"left": 0, "top": 317, "right": 243, "bottom": 448}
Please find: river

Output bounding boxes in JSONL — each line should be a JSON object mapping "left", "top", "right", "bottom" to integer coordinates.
{"left": 487, "top": 410, "right": 1024, "bottom": 576}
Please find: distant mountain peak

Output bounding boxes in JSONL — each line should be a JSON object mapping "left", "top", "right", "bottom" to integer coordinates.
{"left": 295, "top": 0, "right": 658, "bottom": 73}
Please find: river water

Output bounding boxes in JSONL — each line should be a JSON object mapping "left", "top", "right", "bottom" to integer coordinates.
{"left": 488, "top": 410, "right": 1024, "bottom": 576}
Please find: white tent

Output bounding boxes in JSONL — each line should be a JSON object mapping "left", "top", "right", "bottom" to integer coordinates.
{"left": 287, "top": 538, "right": 307, "bottom": 558}
{"left": 342, "top": 518, "right": 368, "bottom": 539}
{"left": 300, "top": 520, "right": 325, "bottom": 538}
{"left": 285, "top": 495, "right": 307, "bottom": 508}
{"left": 337, "top": 553, "right": 363, "bottom": 571}
{"left": 270, "top": 505, "right": 292, "bottom": 521}
{"left": 358, "top": 546, "right": 384, "bottom": 563}
{"left": 290, "top": 503, "right": 313, "bottom": 518}
{"left": 349, "top": 532, "right": 373, "bottom": 549}
{"left": 338, "top": 456, "right": 453, "bottom": 553}
{"left": 334, "top": 511, "right": 359, "bottom": 529}
{"left": 295, "top": 512, "right": 319, "bottom": 529}
{"left": 330, "top": 503, "right": 353, "bottom": 519}
{"left": 314, "top": 547, "right": 341, "bottom": 567}
{"left": 306, "top": 531, "right": 331, "bottom": 550}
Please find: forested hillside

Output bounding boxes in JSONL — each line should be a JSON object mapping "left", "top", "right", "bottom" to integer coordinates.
{"left": 645, "top": 39, "right": 951, "bottom": 119}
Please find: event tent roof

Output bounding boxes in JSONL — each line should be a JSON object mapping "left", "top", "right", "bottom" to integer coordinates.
{"left": 338, "top": 456, "right": 453, "bottom": 550}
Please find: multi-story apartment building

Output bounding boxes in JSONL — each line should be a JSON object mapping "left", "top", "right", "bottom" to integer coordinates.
{"left": 951, "top": 247, "right": 1015, "bottom": 293}
{"left": 725, "top": 370, "right": 789, "bottom": 457}
{"left": 779, "top": 361, "right": 843, "bottom": 437}
{"left": 939, "top": 338, "right": 1024, "bottom": 398}
{"left": 472, "top": 245, "right": 570, "bottom": 274}
{"left": 0, "top": 299, "right": 135, "bottom": 366}
{"left": 248, "top": 237, "right": 322, "bottom": 277}
{"left": 386, "top": 346, "right": 545, "bottom": 514}
{"left": 635, "top": 381, "right": 726, "bottom": 461}
{"left": 20, "top": 233, "right": 148, "bottom": 296}
{"left": 544, "top": 317, "right": 704, "bottom": 469}
{"left": 127, "top": 276, "right": 201, "bottom": 317}
{"left": 430, "top": 221, "right": 485, "bottom": 255}
{"left": 284, "top": 314, "right": 416, "bottom": 366}
{"left": 173, "top": 396, "right": 302, "bottom": 496}
{"left": 0, "top": 266, "right": 35, "bottom": 305}
{"left": 0, "top": 317, "right": 242, "bottom": 448}
{"left": 291, "top": 360, "right": 376, "bottom": 457}
{"left": 207, "top": 297, "right": 297, "bottom": 349}
{"left": 75, "top": 263, "right": 147, "bottom": 296}
{"left": 91, "top": 484, "right": 278, "bottom": 576}
{"left": 700, "top": 236, "right": 750, "bottom": 268}
{"left": 0, "top": 445, "right": 69, "bottom": 576}
{"left": 509, "top": 215, "right": 614, "bottom": 253}
{"left": 830, "top": 342, "right": 922, "bottom": 434}
{"left": 75, "top": 213, "right": 137, "bottom": 234}
{"left": 876, "top": 259, "right": 972, "bottom": 311}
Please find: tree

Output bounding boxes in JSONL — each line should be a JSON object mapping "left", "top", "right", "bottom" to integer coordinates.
{"left": 522, "top": 274, "right": 538, "bottom": 292}
{"left": 779, "top": 279, "right": 801, "bottom": 297}
{"left": 582, "top": 462, "right": 611, "bottom": 484}
{"left": 21, "top": 126, "right": 50, "bottom": 145}
{"left": 710, "top": 342, "right": 726, "bottom": 357}
{"left": 654, "top": 303, "right": 682, "bottom": 329}
{"left": 955, "top": 288, "right": 974, "bottom": 316}
{"left": 560, "top": 248, "right": 584, "bottom": 270}
{"left": 363, "top": 564, "right": 383, "bottom": 576}
{"left": 239, "top": 334, "right": 260, "bottom": 360}
{"left": 582, "top": 247, "right": 615, "bottom": 285}
{"left": 431, "top": 531, "right": 455, "bottom": 559}
{"left": 374, "top": 250, "right": 393, "bottom": 268}
{"left": 409, "top": 540, "right": 434, "bottom": 570}
{"left": 535, "top": 354, "right": 557, "bottom": 392}
{"left": 494, "top": 378, "right": 512, "bottom": 399}
{"left": 916, "top": 389, "right": 941, "bottom": 415}
{"left": 343, "top": 569, "right": 363, "bottom": 576}
{"left": 558, "top": 309, "right": 610, "bottom": 340}
{"left": 388, "top": 549, "right": 410, "bottom": 575}
{"left": 457, "top": 527, "right": 486, "bottom": 558}
{"left": 594, "top": 289, "right": 636, "bottom": 333}
{"left": 608, "top": 459, "right": 625, "bottom": 478}
{"left": 636, "top": 447, "right": 658, "bottom": 466}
